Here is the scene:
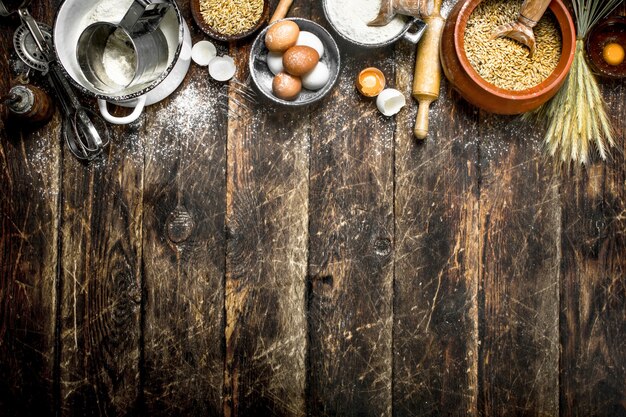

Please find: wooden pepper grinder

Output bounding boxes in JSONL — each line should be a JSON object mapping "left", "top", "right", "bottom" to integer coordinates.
{"left": 491, "top": 0, "right": 552, "bottom": 57}
{"left": 2, "top": 83, "right": 54, "bottom": 124}
{"left": 412, "top": 0, "right": 444, "bottom": 140}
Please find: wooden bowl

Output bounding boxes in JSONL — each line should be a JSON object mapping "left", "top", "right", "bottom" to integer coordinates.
{"left": 440, "top": 0, "right": 576, "bottom": 115}
{"left": 585, "top": 16, "right": 626, "bottom": 79}
{"left": 191, "top": 0, "right": 270, "bottom": 42}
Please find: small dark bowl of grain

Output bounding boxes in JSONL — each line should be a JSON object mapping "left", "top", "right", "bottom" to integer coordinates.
{"left": 441, "top": 0, "right": 576, "bottom": 115}
{"left": 191, "top": 0, "right": 270, "bottom": 42}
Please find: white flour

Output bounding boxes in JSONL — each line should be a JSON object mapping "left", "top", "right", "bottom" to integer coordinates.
{"left": 85, "top": 0, "right": 137, "bottom": 88}
{"left": 325, "top": 0, "right": 407, "bottom": 45}
{"left": 102, "top": 30, "right": 137, "bottom": 86}
{"left": 86, "top": 0, "right": 134, "bottom": 25}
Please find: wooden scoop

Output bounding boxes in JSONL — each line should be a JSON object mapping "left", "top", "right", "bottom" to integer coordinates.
{"left": 369, "top": 0, "right": 422, "bottom": 26}
{"left": 491, "top": 0, "right": 552, "bottom": 58}
{"left": 412, "top": 0, "right": 444, "bottom": 139}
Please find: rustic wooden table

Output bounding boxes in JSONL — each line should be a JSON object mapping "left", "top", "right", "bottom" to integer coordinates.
{"left": 1, "top": 1, "right": 625, "bottom": 416}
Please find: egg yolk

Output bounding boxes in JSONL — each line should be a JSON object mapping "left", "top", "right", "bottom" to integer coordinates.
{"left": 602, "top": 43, "right": 625, "bottom": 66}
{"left": 357, "top": 68, "right": 386, "bottom": 97}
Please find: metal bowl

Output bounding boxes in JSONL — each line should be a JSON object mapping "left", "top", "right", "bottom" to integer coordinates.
{"left": 249, "top": 18, "right": 340, "bottom": 107}
{"left": 322, "top": 0, "right": 425, "bottom": 49}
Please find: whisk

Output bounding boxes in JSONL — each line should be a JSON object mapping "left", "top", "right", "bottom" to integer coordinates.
{"left": 1, "top": 0, "right": 109, "bottom": 161}
{"left": 218, "top": 76, "right": 258, "bottom": 119}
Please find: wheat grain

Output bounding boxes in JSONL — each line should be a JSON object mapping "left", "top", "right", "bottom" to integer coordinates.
{"left": 464, "top": 0, "right": 562, "bottom": 91}
{"left": 199, "top": 0, "right": 264, "bottom": 36}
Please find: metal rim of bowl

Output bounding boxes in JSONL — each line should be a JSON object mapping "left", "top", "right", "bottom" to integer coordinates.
{"left": 249, "top": 17, "right": 341, "bottom": 107}
{"left": 453, "top": 0, "right": 576, "bottom": 99}
{"left": 53, "top": 0, "right": 185, "bottom": 103}
{"left": 321, "top": 0, "right": 412, "bottom": 49}
{"left": 584, "top": 16, "right": 626, "bottom": 80}
{"left": 190, "top": 0, "right": 270, "bottom": 42}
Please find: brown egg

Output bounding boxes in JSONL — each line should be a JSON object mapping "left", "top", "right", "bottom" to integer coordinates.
{"left": 272, "top": 72, "right": 302, "bottom": 101}
{"left": 283, "top": 46, "right": 319, "bottom": 76}
{"left": 265, "top": 21, "right": 300, "bottom": 53}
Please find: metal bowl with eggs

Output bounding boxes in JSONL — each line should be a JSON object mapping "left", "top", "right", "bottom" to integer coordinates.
{"left": 249, "top": 18, "right": 341, "bottom": 106}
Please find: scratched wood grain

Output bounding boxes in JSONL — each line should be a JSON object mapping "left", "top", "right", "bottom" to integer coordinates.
{"left": 141, "top": 6, "right": 227, "bottom": 414}
{"left": 477, "top": 114, "right": 560, "bottom": 416}
{"left": 223, "top": 1, "right": 310, "bottom": 415}
{"left": 560, "top": 50, "right": 626, "bottom": 416}
{"left": 55, "top": 82, "right": 145, "bottom": 417}
{"left": 0, "top": 3, "right": 61, "bottom": 415}
{"left": 58, "top": 125, "right": 144, "bottom": 416}
{"left": 393, "top": 37, "right": 480, "bottom": 416}
{"left": 306, "top": 5, "right": 394, "bottom": 416}
{"left": 1, "top": 1, "right": 626, "bottom": 415}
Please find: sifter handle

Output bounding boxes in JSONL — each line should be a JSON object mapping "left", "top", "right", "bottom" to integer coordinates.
{"left": 270, "top": 0, "right": 293, "bottom": 23}
{"left": 119, "top": 0, "right": 171, "bottom": 35}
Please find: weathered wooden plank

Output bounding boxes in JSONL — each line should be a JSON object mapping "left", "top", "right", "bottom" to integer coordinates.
{"left": 223, "top": 3, "right": 310, "bottom": 416}
{"left": 560, "top": 62, "right": 626, "bottom": 416}
{"left": 58, "top": 117, "right": 143, "bottom": 415}
{"left": 392, "top": 36, "right": 480, "bottom": 416}
{"left": 141, "top": 14, "right": 227, "bottom": 416}
{"left": 0, "top": 5, "right": 61, "bottom": 417}
{"left": 306, "top": 8, "right": 394, "bottom": 417}
{"left": 223, "top": 35, "right": 310, "bottom": 417}
{"left": 477, "top": 115, "right": 560, "bottom": 416}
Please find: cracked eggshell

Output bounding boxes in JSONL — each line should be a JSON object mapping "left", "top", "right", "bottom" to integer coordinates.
{"left": 267, "top": 51, "right": 284, "bottom": 75}
{"left": 191, "top": 40, "right": 217, "bottom": 66}
{"left": 209, "top": 55, "right": 236, "bottom": 82}
{"left": 296, "top": 31, "right": 324, "bottom": 58}
{"left": 376, "top": 88, "right": 406, "bottom": 116}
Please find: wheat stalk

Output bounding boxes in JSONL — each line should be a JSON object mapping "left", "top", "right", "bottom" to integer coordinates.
{"left": 534, "top": 0, "right": 621, "bottom": 164}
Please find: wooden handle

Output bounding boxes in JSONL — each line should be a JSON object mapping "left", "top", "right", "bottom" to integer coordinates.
{"left": 412, "top": 13, "right": 445, "bottom": 140}
{"left": 270, "top": 0, "right": 293, "bottom": 23}
{"left": 414, "top": 99, "right": 433, "bottom": 139}
{"left": 519, "top": 0, "right": 551, "bottom": 26}
{"left": 418, "top": 0, "right": 443, "bottom": 18}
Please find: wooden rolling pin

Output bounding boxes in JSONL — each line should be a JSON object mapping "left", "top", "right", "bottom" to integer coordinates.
{"left": 413, "top": 0, "right": 444, "bottom": 140}
{"left": 270, "top": 0, "right": 293, "bottom": 23}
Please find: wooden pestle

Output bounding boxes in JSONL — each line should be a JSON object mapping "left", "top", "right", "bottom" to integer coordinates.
{"left": 270, "top": 0, "right": 293, "bottom": 23}
{"left": 412, "top": 0, "right": 444, "bottom": 140}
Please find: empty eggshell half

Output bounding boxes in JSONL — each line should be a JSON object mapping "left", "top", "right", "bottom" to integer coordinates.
{"left": 376, "top": 89, "right": 406, "bottom": 116}
{"left": 192, "top": 40, "right": 217, "bottom": 66}
{"left": 296, "top": 31, "right": 324, "bottom": 58}
{"left": 267, "top": 51, "right": 284, "bottom": 75}
{"left": 302, "top": 61, "right": 330, "bottom": 91}
{"left": 209, "top": 56, "right": 236, "bottom": 82}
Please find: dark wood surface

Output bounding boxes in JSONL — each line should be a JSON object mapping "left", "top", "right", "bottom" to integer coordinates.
{"left": 1, "top": 1, "right": 625, "bottom": 416}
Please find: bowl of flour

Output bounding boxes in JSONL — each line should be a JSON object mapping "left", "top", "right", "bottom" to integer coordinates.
{"left": 323, "top": 0, "right": 425, "bottom": 48}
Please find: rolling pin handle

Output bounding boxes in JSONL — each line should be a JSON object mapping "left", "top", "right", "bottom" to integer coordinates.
{"left": 270, "top": 0, "right": 293, "bottom": 23}
{"left": 414, "top": 99, "right": 432, "bottom": 140}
